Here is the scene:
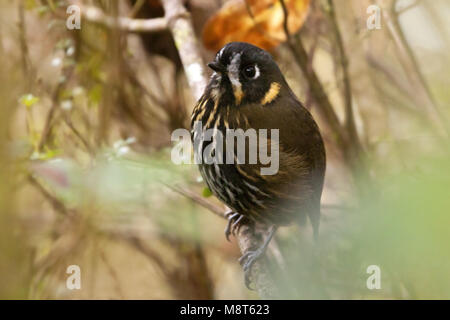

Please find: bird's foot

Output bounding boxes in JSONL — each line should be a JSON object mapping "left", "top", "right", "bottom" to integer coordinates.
{"left": 224, "top": 211, "right": 246, "bottom": 241}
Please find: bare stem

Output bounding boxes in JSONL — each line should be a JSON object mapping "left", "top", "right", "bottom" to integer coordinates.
{"left": 379, "top": 0, "right": 449, "bottom": 136}
{"left": 279, "top": 0, "right": 350, "bottom": 158}
{"left": 326, "top": 0, "right": 361, "bottom": 151}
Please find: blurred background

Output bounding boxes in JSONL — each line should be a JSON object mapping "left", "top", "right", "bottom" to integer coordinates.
{"left": 0, "top": 0, "right": 449, "bottom": 299}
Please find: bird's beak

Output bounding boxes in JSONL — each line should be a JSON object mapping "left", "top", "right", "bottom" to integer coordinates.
{"left": 207, "top": 61, "right": 226, "bottom": 73}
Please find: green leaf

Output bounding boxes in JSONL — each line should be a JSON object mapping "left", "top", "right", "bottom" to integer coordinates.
{"left": 202, "top": 187, "right": 212, "bottom": 198}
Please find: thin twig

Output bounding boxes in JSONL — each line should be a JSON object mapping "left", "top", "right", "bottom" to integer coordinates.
{"left": 38, "top": 67, "right": 74, "bottom": 152}
{"left": 63, "top": 117, "right": 93, "bottom": 155}
{"left": 379, "top": 0, "right": 448, "bottom": 136}
{"left": 18, "top": 3, "right": 33, "bottom": 89}
{"left": 279, "top": 0, "right": 350, "bottom": 158}
{"left": 326, "top": 0, "right": 361, "bottom": 151}
{"left": 165, "top": 184, "right": 226, "bottom": 219}
{"left": 366, "top": 52, "right": 417, "bottom": 103}
{"left": 28, "top": 175, "right": 71, "bottom": 216}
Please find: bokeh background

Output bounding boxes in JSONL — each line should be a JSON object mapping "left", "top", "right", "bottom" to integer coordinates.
{"left": 0, "top": 0, "right": 449, "bottom": 299}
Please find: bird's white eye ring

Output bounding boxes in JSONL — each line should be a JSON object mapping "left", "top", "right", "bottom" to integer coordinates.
{"left": 242, "top": 64, "right": 260, "bottom": 79}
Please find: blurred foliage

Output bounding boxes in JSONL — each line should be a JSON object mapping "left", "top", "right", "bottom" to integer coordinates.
{"left": 202, "top": 0, "right": 311, "bottom": 51}
{"left": 273, "top": 155, "right": 450, "bottom": 299}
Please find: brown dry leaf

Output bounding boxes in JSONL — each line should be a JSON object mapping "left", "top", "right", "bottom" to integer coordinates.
{"left": 202, "top": 0, "right": 311, "bottom": 52}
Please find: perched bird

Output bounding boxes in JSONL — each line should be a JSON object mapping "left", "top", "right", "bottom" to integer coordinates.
{"left": 191, "top": 42, "right": 326, "bottom": 286}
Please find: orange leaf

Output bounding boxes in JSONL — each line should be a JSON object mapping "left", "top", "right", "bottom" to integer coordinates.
{"left": 202, "top": 0, "right": 311, "bottom": 52}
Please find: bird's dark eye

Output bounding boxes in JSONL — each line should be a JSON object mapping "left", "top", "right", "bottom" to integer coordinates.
{"left": 243, "top": 65, "right": 257, "bottom": 79}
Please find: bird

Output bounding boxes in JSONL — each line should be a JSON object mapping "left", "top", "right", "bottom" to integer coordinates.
{"left": 190, "top": 42, "right": 326, "bottom": 287}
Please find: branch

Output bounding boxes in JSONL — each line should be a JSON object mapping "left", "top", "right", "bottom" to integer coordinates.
{"left": 167, "top": 184, "right": 279, "bottom": 298}
{"left": 365, "top": 51, "right": 441, "bottom": 121}
{"left": 28, "top": 175, "right": 73, "bottom": 216}
{"left": 70, "top": 1, "right": 206, "bottom": 99}
{"left": 235, "top": 224, "right": 280, "bottom": 298}
{"left": 160, "top": 0, "right": 207, "bottom": 100}
{"left": 63, "top": 116, "right": 93, "bottom": 155}
{"left": 18, "top": 2, "right": 33, "bottom": 89}
{"left": 71, "top": 1, "right": 168, "bottom": 32}
{"left": 164, "top": 184, "right": 226, "bottom": 218}
{"left": 38, "top": 67, "right": 74, "bottom": 152}
{"left": 326, "top": 0, "right": 361, "bottom": 151}
{"left": 378, "top": 0, "right": 449, "bottom": 136}
{"left": 279, "top": 0, "right": 350, "bottom": 158}
{"left": 365, "top": 52, "right": 417, "bottom": 101}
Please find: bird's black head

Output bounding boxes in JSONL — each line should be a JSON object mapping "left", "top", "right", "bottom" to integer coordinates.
{"left": 207, "top": 42, "right": 287, "bottom": 106}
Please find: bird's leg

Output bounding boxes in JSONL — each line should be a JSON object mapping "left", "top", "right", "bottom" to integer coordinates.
{"left": 239, "top": 225, "right": 278, "bottom": 288}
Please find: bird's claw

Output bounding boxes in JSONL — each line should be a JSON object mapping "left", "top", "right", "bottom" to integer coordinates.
{"left": 224, "top": 212, "right": 245, "bottom": 241}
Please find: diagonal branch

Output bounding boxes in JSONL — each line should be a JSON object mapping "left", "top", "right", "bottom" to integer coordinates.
{"left": 164, "top": 184, "right": 226, "bottom": 219}
{"left": 379, "top": 0, "right": 449, "bottom": 136}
